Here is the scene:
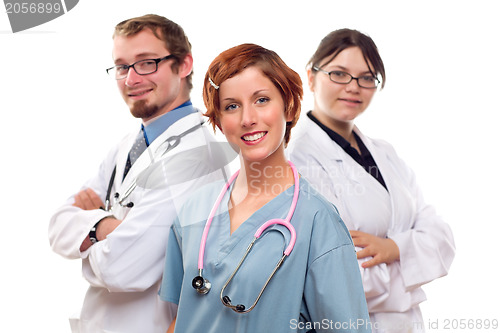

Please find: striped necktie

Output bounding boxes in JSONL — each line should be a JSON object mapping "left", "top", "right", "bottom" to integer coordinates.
{"left": 123, "top": 125, "right": 148, "bottom": 179}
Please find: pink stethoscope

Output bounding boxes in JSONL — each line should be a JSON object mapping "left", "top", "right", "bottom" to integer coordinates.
{"left": 192, "top": 161, "right": 299, "bottom": 313}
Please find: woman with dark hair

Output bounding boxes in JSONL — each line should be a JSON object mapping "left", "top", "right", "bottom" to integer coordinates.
{"left": 160, "top": 43, "right": 370, "bottom": 332}
{"left": 287, "top": 29, "right": 455, "bottom": 332}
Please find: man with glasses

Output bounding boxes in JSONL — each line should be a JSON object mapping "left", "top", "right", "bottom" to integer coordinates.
{"left": 49, "top": 14, "right": 233, "bottom": 333}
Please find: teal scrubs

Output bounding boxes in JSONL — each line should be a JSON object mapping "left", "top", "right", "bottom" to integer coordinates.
{"left": 160, "top": 178, "right": 371, "bottom": 333}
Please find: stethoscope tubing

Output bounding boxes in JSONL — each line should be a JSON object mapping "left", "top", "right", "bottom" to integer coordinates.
{"left": 219, "top": 236, "right": 287, "bottom": 313}
{"left": 197, "top": 169, "right": 240, "bottom": 270}
{"left": 197, "top": 161, "right": 299, "bottom": 273}
{"left": 193, "top": 161, "right": 300, "bottom": 312}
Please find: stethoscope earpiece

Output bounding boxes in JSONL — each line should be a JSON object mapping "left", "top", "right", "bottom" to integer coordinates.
{"left": 110, "top": 192, "right": 135, "bottom": 210}
{"left": 192, "top": 275, "right": 211, "bottom": 294}
{"left": 222, "top": 296, "right": 246, "bottom": 312}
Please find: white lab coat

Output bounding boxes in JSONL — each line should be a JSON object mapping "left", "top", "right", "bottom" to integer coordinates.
{"left": 287, "top": 116, "right": 455, "bottom": 329}
{"left": 49, "top": 111, "right": 233, "bottom": 333}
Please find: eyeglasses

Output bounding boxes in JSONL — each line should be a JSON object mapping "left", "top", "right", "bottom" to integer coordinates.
{"left": 106, "top": 55, "right": 176, "bottom": 80}
{"left": 312, "top": 66, "right": 380, "bottom": 89}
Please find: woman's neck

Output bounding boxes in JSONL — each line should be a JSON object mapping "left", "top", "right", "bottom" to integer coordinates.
{"left": 310, "top": 110, "right": 358, "bottom": 150}
{"left": 227, "top": 152, "right": 295, "bottom": 234}
{"left": 239, "top": 163, "right": 291, "bottom": 196}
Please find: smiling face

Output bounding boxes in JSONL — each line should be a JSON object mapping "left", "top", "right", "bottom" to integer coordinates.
{"left": 112, "top": 28, "right": 192, "bottom": 121}
{"left": 308, "top": 46, "right": 377, "bottom": 133}
{"left": 218, "top": 66, "right": 291, "bottom": 165}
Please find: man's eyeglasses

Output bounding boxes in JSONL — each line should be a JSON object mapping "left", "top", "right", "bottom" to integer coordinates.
{"left": 312, "top": 66, "right": 380, "bottom": 89}
{"left": 106, "top": 55, "right": 176, "bottom": 80}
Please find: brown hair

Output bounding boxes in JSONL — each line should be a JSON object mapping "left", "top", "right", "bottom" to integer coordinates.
{"left": 113, "top": 14, "right": 193, "bottom": 90}
{"left": 203, "top": 43, "right": 303, "bottom": 145}
{"left": 308, "top": 29, "right": 386, "bottom": 89}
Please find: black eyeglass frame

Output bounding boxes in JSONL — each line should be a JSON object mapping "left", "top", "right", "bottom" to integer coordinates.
{"left": 106, "top": 54, "right": 176, "bottom": 80}
{"left": 312, "top": 66, "right": 380, "bottom": 89}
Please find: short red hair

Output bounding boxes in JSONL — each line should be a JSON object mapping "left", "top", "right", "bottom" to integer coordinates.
{"left": 203, "top": 43, "right": 302, "bottom": 146}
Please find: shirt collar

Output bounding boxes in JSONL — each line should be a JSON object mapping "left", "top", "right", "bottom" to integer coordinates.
{"left": 352, "top": 132, "right": 371, "bottom": 159}
{"left": 307, "top": 111, "right": 372, "bottom": 157}
{"left": 142, "top": 100, "right": 196, "bottom": 144}
{"left": 307, "top": 111, "right": 352, "bottom": 150}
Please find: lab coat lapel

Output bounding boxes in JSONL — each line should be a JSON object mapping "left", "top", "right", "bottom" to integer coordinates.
{"left": 355, "top": 128, "right": 410, "bottom": 235}
{"left": 114, "top": 123, "right": 173, "bottom": 200}
{"left": 117, "top": 129, "right": 152, "bottom": 196}
{"left": 108, "top": 112, "right": 202, "bottom": 219}
{"left": 119, "top": 112, "right": 201, "bottom": 191}
{"left": 303, "top": 117, "right": 352, "bottom": 199}
{"left": 115, "top": 131, "right": 138, "bottom": 189}
{"left": 101, "top": 130, "right": 140, "bottom": 220}
{"left": 305, "top": 117, "right": 346, "bottom": 163}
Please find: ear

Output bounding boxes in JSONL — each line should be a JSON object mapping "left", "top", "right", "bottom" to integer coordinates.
{"left": 178, "top": 53, "right": 194, "bottom": 79}
{"left": 306, "top": 68, "right": 315, "bottom": 92}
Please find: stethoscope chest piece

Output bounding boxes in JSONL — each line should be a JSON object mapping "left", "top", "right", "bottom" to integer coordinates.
{"left": 192, "top": 274, "right": 211, "bottom": 295}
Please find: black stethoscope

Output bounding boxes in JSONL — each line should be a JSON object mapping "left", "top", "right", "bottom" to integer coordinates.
{"left": 192, "top": 161, "right": 299, "bottom": 313}
{"left": 104, "top": 122, "right": 203, "bottom": 212}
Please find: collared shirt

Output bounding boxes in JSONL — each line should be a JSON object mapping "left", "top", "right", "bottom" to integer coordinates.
{"left": 307, "top": 111, "right": 387, "bottom": 190}
{"left": 143, "top": 100, "right": 196, "bottom": 145}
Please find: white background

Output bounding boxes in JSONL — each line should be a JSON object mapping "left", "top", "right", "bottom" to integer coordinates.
{"left": 1, "top": 1, "right": 499, "bottom": 331}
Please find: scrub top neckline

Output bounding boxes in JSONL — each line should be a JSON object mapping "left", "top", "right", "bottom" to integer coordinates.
{"left": 214, "top": 181, "right": 297, "bottom": 265}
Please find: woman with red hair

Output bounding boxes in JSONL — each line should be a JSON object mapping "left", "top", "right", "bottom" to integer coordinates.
{"left": 159, "top": 43, "right": 370, "bottom": 332}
